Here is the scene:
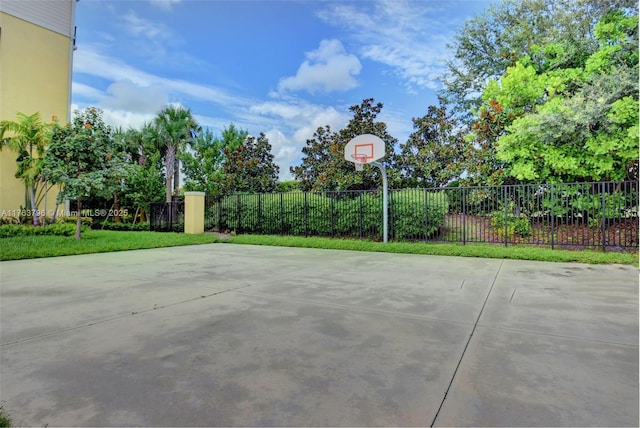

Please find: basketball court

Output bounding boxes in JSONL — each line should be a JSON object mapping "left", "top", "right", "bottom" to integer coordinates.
{"left": 0, "top": 244, "right": 637, "bottom": 426}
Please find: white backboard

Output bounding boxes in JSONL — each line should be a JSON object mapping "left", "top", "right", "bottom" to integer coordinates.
{"left": 344, "top": 134, "right": 385, "bottom": 165}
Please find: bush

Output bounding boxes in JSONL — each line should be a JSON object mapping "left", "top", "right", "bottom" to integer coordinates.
{"left": 56, "top": 216, "right": 94, "bottom": 227}
{"left": 0, "top": 217, "right": 19, "bottom": 225}
{"left": 491, "top": 201, "right": 531, "bottom": 239}
{"left": 391, "top": 190, "right": 449, "bottom": 240}
{"left": 0, "top": 223, "right": 89, "bottom": 238}
{"left": 212, "top": 190, "right": 449, "bottom": 241}
{"left": 90, "top": 221, "right": 150, "bottom": 231}
{"left": 541, "top": 183, "right": 639, "bottom": 223}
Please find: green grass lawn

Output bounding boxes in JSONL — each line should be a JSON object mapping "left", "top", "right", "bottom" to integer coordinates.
{"left": 0, "top": 230, "right": 220, "bottom": 261}
{"left": 225, "top": 234, "right": 638, "bottom": 265}
{"left": 0, "top": 230, "right": 636, "bottom": 265}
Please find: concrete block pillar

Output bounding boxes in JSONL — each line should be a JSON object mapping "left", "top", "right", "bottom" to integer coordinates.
{"left": 184, "top": 191, "right": 205, "bottom": 234}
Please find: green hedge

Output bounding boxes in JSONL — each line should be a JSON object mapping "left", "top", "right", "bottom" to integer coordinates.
{"left": 210, "top": 190, "right": 449, "bottom": 240}
{"left": 90, "top": 221, "right": 151, "bottom": 231}
{"left": 0, "top": 223, "right": 89, "bottom": 238}
{"left": 391, "top": 190, "right": 449, "bottom": 240}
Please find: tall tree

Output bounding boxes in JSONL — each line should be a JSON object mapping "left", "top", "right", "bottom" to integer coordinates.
{"left": 43, "top": 107, "right": 131, "bottom": 239}
{"left": 181, "top": 124, "right": 248, "bottom": 196}
{"left": 290, "top": 125, "right": 335, "bottom": 191}
{"left": 442, "top": 0, "right": 636, "bottom": 122}
{"left": 117, "top": 127, "right": 165, "bottom": 222}
{"left": 223, "top": 132, "right": 279, "bottom": 194}
{"left": 398, "top": 99, "right": 466, "bottom": 188}
{"left": 490, "top": 11, "right": 638, "bottom": 183}
{"left": 148, "top": 105, "right": 198, "bottom": 202}
{"left": 0, "top": 112, "right": 53, "bottom": 226}
{"left": 290, "top": 98, "right": 399, "bottom": 191}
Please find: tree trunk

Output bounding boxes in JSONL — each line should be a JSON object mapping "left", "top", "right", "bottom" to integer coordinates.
{"left": 165, "top": 174, "right": 173, "bottom": 203}
{"left": 51, "top": 203, "right": 58, "bottom": 223}
{"left": 165, "top": 145, "right": 176, "bottom": 202}
{"left": 114, "top": 191, "right": 121, "bottom": 223}
{"left": 76, "top": 197, "right": 82, "bottom": 240}
{"left": 173, "top": 157, "right": 180, "bottom": 195}
{"left": 28, "top": 185, "right": 41, "bottom": 226}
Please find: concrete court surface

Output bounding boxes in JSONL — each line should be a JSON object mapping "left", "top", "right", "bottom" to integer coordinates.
{"left": 0, "top": 244, "right": 637, "bottom": 427}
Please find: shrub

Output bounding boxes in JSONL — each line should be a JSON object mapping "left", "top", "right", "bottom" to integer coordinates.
{"left": 56, "top": 216, "right": 94, "bottom": 227}
{"left": 491, "top": 201, "right": 531, "bottom": 239}
{"left": 0, "top": 217, "right": 19, "bottom": 225}
{"left": 391, "top": 190, "right": 449, "bottom": 240}
{"left": 541, "top": 183, "right": 639, "bottom": 223}
{"left": 0, "top": 223, "right": 89, "bottom": 238}
{"left": 212, "top": 190, "right": 448, "bottom": 241}
{"left": 91, "top": 221, "right": 150, "bottom": 231}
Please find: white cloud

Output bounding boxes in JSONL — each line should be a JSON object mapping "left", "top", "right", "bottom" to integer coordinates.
{"left": 102, "top": 109, "right": 156, "bottom": 130}
{"left": 250, "top": 100, "right": 348, "bottom": 144}
{"left": 317, "top": 0, "right": 455, "bottom": 91}
{"left": 74, "top": 48, "right": 251, "bottom": 108}
{"left": 264, "top": 128, "right": 298, "bottom": 180}
{"left": 71, "top": 102, "right": 154, "bottom": 130}
{"left": 102, "top": 80, "right": 168, "bottom": 113}
{"left": 72, "top": 82, "right": 104, "bottom": 101}
{"left": 249, "top": 99, "right": 351, "bottom": 179}
{"left": 278, "top": 39, "right": 362, "bottom": 94}
{"left": 122, "top": 10, "right": 172, "bottom": 40}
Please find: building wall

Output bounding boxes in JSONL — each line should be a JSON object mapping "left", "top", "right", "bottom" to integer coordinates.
{"left": 0, "top": 0, "right": 75, "bottom": 218}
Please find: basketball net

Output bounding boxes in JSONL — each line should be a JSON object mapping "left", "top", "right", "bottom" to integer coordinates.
{"left": 351, "top": 154, "right": 367, "bottom": 172}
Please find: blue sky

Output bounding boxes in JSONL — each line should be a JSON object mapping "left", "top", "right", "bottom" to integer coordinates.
{"left": 72, "top": 0, "right": 496, "bottom": 180}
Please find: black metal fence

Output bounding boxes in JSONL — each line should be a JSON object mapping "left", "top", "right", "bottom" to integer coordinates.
{"left": 149, "top": 200, "right": 184, "bottom": 232}
{"left": 205, "top": 181, "right": 638, "bottom": 251}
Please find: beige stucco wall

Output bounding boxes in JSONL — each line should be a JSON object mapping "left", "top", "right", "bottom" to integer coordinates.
{"left": 0, "top": 10, "right": 73, "bottom": 216}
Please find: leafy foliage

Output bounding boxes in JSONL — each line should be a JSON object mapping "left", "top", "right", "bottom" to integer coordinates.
{"left": 442, "top": 0, "right": 635, "bottom": 122}
{"left": 212, "top": 190, "right": 449, "bottom": 241}
{"left": 291, "top": 98, "right": 399, "bottom": 191}
{"left": 181, "top": 124, "right": 248, "bottom": 196}
{"left": 398, "top": 99, "right": 466, "bottom": 187}
{"left": 0, "top": 112, "right": 56, "bottom": 225}
{"left": 121, "top": 151, "right": 165, "bottom": 219}
{"left": 43, "top": 107, "right": 131, "bottom": 239}
{"left": 92, "top": 221, "right": 150, "bottom": 231}
{"left": 391, "top": 190, "right": 450, "bottom": 239}
{"left": 146, "top": 105, "right": 198, "bottom": 202}
{"left": 489, "top": 11, "right": 639, "bottom": 183}
{"left": 0, "top": 223, "right": 89, "bottom": 238}
{"left": 223, "top": 132, "right": 279, "bottom": 193}
{"left": 276, "top": 180, "right": 301, "bottom": 193}
{"left": 491, "top": 201, "right": 532, "bottom": 239}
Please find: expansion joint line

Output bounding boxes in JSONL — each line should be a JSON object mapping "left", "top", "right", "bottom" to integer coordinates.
{"left": 430, "top": 260, "right": 504, "bottom": 427}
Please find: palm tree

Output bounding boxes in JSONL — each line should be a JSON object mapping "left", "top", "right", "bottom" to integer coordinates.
{"left": 0, "top": 112, "right": 52, "bottom": 226}
{"left": 148, "top": 106, "right": 198, "bottom": 202}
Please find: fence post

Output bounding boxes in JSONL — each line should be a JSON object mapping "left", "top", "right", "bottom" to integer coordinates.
{"left": 304, "top": 192, "right": 308, "bottom": 237}
{"left": 601, "top": 182, "right": 606, "bottom": 252}
{"left": 504, "top": 186, "right": 509, "bottom": 247}
{"left": 217, "top": 196, "right": 222, "bottom": 232}
{"left": 550, "top": 184, "right": 555, "bottom": 250}
{"left": 236, "top": 195, "right": 241, "bottom": 233}
{"left": 184, "top": 192, "right": 205, "bottom": 234}
{"left": 359, "top": 192, "right": 363, "bottom": 239}
{"left": 330, "top": 196, "right": 335, "bottom": 238}
{"left": 257, "top": 194, "right": 262, "bottom": 235}
{"left": 280, "top": 193, "right": 284, "bottom": 235}
{"left": 462, "top": 187, "right": 467, "bottom": 245}
{"left": 424, "top": 188, "right": 429, "bottom": 243}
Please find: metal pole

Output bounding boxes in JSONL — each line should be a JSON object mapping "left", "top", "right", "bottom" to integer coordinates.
{"left": 371, "top": 161, "right": 388, "bottom": 243}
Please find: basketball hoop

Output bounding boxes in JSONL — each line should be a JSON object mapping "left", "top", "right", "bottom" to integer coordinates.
{"left": 344, "top": 134, "right": 389, "bottom": 243}
{"left": 351, "top": 154, "right": 367, "bottom": 172}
